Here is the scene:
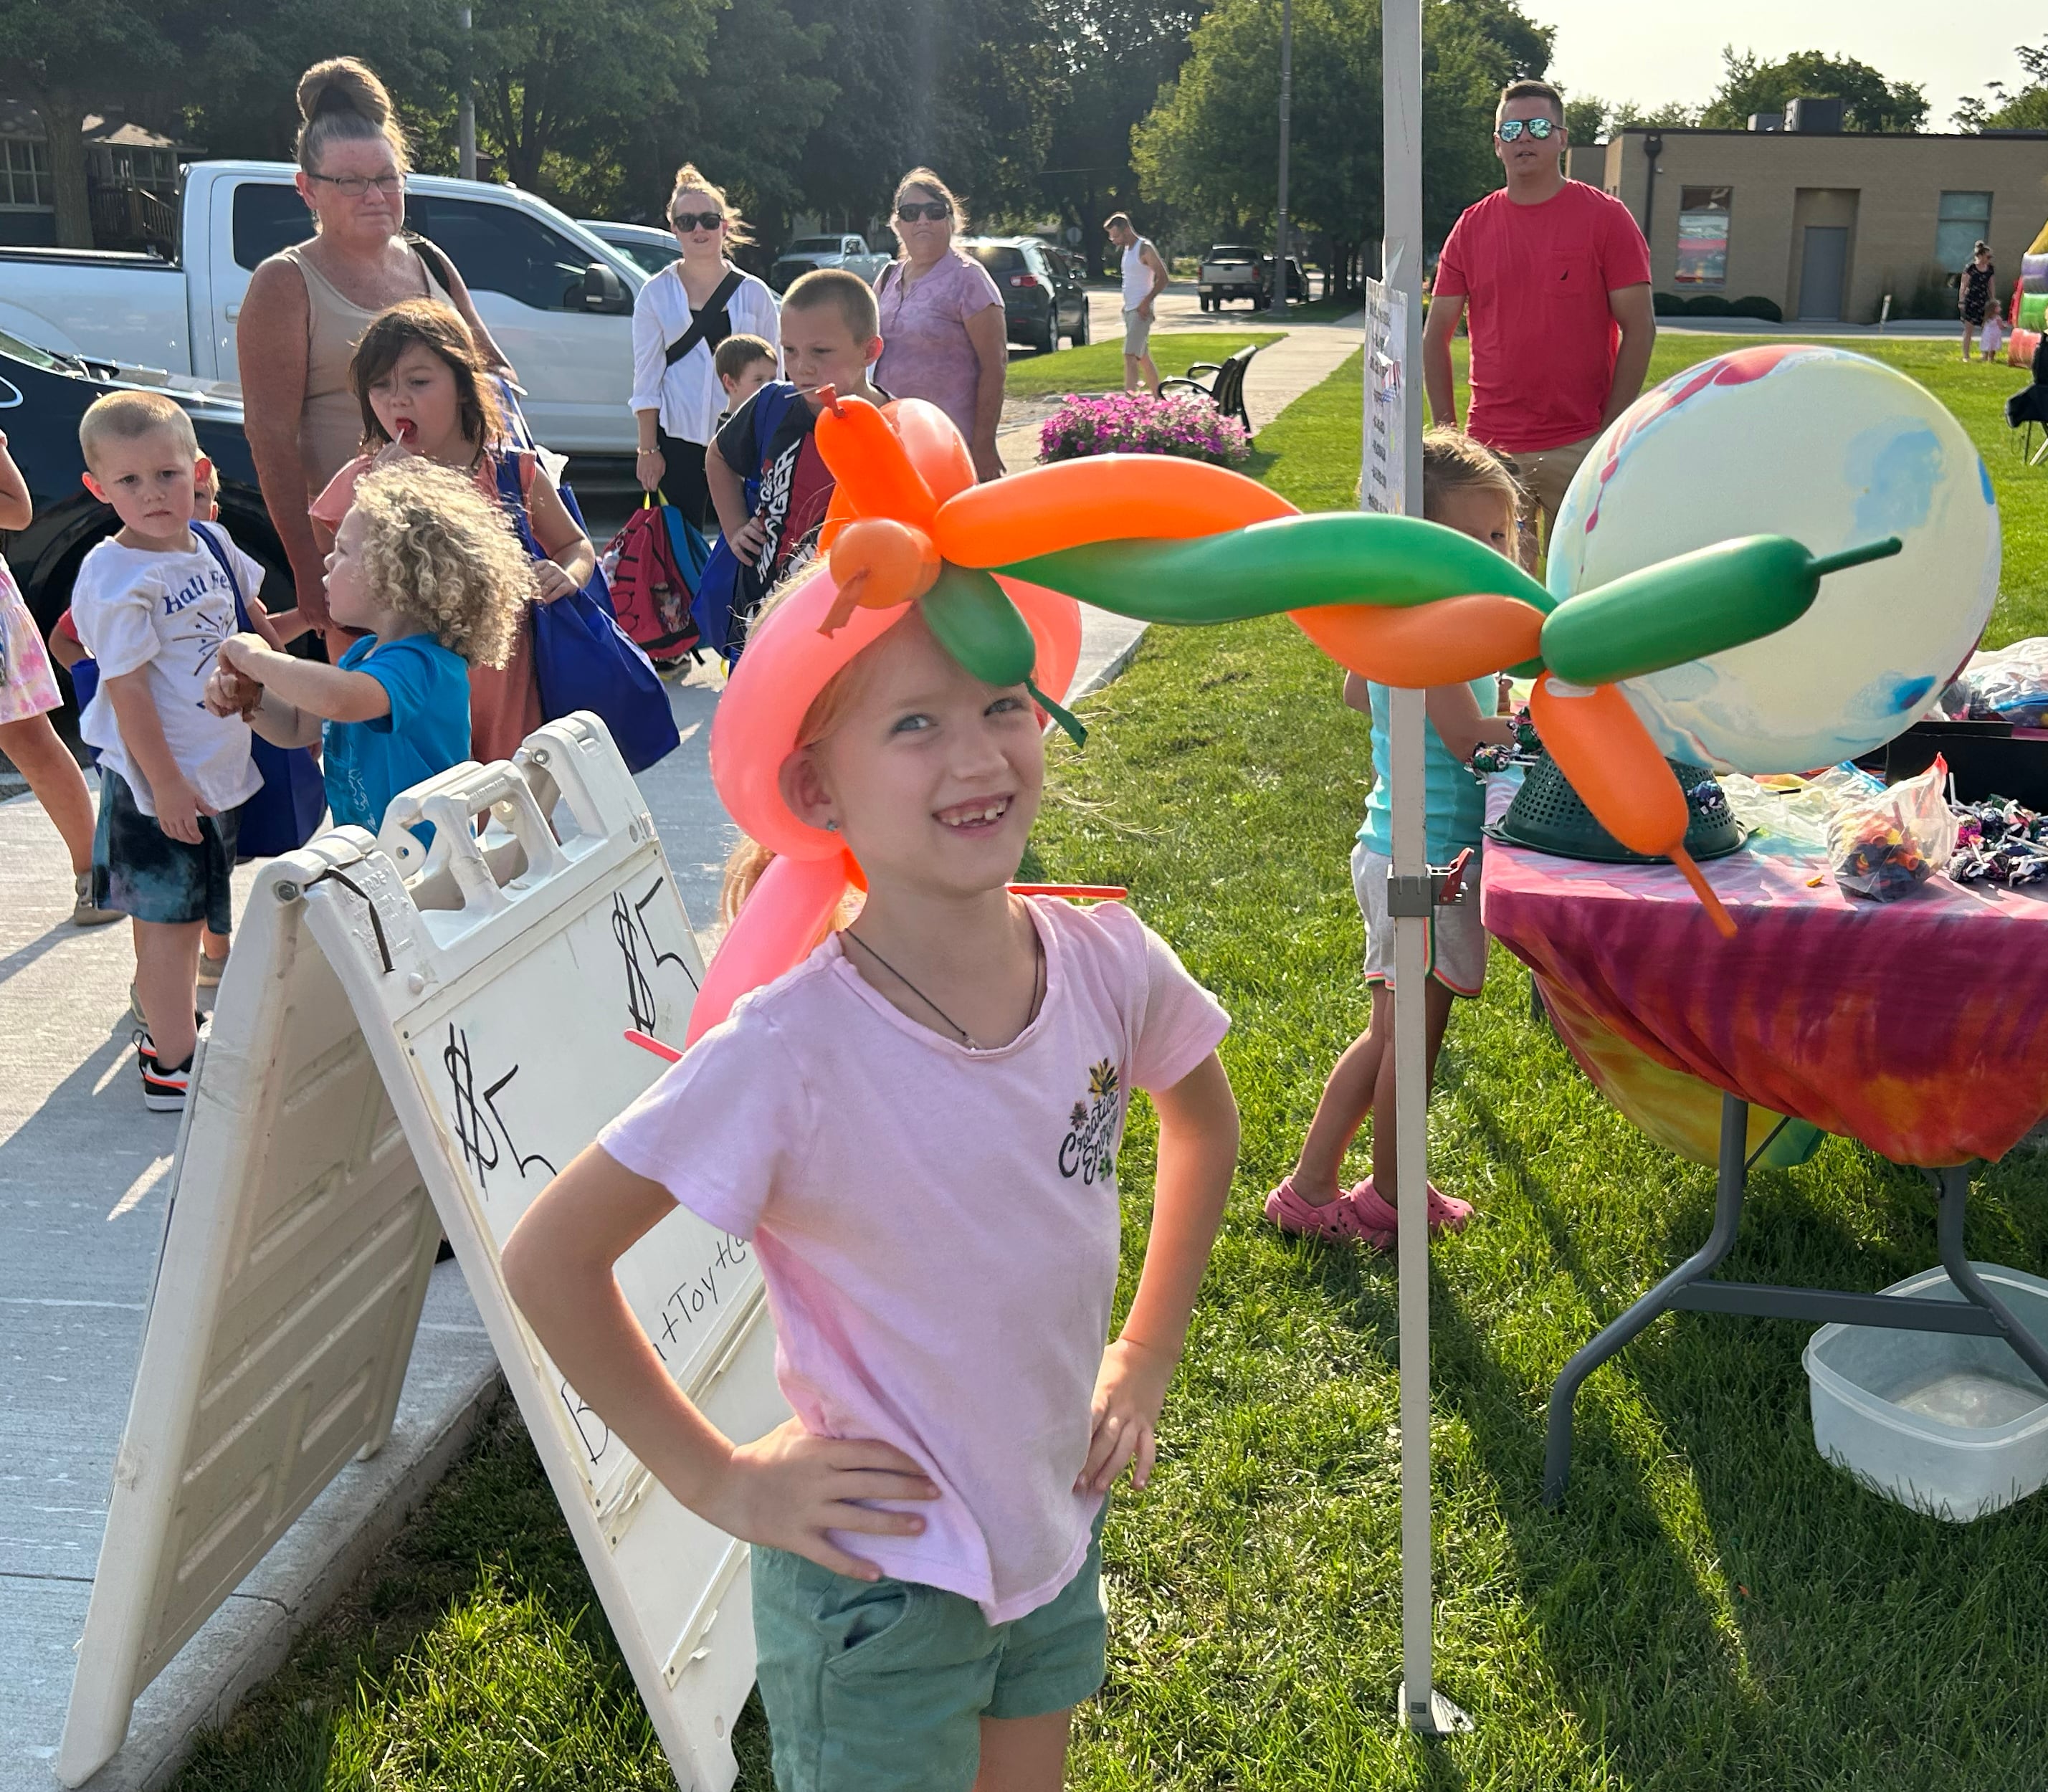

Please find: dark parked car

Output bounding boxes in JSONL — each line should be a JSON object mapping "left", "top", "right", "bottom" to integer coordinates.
{"left": 960, "top": 238, "right": 1090, "bottom": 353}
{"left": 1264, "top": 254, "right": 1309, "bottom": 304}
{"left": 0, "top": 329, "right": 290, "bottom": 684}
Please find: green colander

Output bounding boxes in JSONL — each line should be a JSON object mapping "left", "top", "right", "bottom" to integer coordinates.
{"left": 1488, "top": 754, "right": 1747, "bottom": 864}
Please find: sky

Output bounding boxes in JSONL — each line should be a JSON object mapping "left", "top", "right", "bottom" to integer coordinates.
{"left": 1533, "top": 1, "right": 2036, "bottom": 129}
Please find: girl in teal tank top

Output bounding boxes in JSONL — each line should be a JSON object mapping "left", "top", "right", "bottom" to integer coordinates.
{"left": 1265, "top": 432, "right": 1528, "bottom": 1249}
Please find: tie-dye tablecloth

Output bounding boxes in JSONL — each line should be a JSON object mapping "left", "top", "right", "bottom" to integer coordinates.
{"left": 1482, "top": 831, "right": 2048, "bottom": 1168}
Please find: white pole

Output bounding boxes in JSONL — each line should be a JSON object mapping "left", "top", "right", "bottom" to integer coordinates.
{"left": 458, "top": 5, "right": 477, "bottom": 181}
{"left": 1269, "top": 0, "right": 1294, "bottom": 318}
{"left": 1383, "top": 0, "right": 1470, "bottom": 1741}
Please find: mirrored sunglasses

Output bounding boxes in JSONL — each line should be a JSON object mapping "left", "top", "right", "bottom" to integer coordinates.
{"left": 1497, "top": 118, "right": 1558, "bottom": 143}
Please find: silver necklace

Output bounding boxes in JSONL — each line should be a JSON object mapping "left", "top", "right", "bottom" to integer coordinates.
{"left": 843, "top": 925, "right": 1043, "bottom": 1049}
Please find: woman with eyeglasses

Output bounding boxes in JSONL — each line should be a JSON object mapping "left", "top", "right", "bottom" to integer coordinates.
{"left": 874, "top": 169, "right": 1010, "bottom": 482}
{"left": 629, "top": 164, "right": 781, "bottom": 533}
{"left": 237, "top": 59, "right": 513, "bottom": 638}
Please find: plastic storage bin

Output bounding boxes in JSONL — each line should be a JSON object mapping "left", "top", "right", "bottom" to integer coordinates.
{"left": 1805, "top": 1263, "right": 2048, "bottom": 1520}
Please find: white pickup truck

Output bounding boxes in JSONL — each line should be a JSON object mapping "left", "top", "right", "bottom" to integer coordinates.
{"left": 767, "top": 234, "right": 892, "bottom": 294}
{"left": 0, "top": 161, "right": 647, "bottom": 459}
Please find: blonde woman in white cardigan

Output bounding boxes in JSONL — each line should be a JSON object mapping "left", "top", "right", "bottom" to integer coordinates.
{"left": 630, "top": 163, "right": 780, "bottom": 530}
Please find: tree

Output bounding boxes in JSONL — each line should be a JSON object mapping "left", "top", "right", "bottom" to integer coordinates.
{"left": 1043, "top": 0, "right": 1209, "bottom": 270}
{"left": 168, "top": 0, "right": 463, "bottom": 168}
{"left": 0, "top": 3, "right": 177, "bottom": 245}
{"left": 1953, "top": 37, "right": 2048, "bottom": 131}
{"left": 1698, "top": 47, "right": 1926, "bottom": 133}
{"left": 471, "top": 0, "right": 719, "bottom": 193}
{"left": 1133, "top": 0, "right": 1550, "bottom": 284}
{"left": 592, "top": 0, "right": 834, "bottom": 237}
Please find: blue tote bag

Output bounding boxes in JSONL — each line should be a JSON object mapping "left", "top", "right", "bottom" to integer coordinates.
{"left": 193, "top": 524, "right": 328, "bottom": 859}
{"left": 492, "top": 452, "right": 680, "bottom": 774}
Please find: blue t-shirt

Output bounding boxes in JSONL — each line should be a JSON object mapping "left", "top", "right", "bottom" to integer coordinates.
{"left": 1356, "top": 677, "right": 1496, "bottom": 862}
{"left": 321, "top": 632, "right": 470, "bottom": 833}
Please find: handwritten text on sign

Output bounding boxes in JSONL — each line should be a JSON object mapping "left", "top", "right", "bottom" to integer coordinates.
{"left": 406, "top": 857, "right": 751, "bottom": 1509}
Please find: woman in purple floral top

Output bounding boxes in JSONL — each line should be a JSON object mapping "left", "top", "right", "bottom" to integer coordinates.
{"left": 874, "top": 168, "right": 1009, "bottom": 480}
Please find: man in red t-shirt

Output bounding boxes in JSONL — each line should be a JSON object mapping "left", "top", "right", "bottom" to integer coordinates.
{"left": 1422, "top": 78, "right": 1654, "bottom": 548}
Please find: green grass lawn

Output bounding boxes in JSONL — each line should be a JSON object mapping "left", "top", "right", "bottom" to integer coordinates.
{"left": 176, "top": 331, "right": 2048, "bottom": 1791}
{"left": 1006, "top": 331, "right": 1282, "bottom": 401}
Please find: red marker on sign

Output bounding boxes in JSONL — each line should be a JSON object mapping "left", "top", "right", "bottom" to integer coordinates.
{"left": 624, "top": 1029, "right": 682, "bottom": 1062}
{"left": 1007, "top": 884, "right": 1128, "bottom": 900}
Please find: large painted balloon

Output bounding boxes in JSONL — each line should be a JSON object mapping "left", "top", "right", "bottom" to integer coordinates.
{"left": 1547, "top": 345, "right": 2000, "bottom": 773}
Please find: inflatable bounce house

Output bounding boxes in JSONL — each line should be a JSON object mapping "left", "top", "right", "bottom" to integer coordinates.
{"left": 2007, "top": 216, "right": 2047, "bottom": 368}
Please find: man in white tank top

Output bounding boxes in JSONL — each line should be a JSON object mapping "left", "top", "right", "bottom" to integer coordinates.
{"left": 1105, "top": 213, "right": 1168, "bottom": 395}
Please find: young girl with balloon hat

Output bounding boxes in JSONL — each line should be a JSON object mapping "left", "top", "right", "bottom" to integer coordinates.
{"left": 503, "top": 434, "right": 1239, "bottom": 1791}
{"left": 1264, "top": 429, "right": 1525, "bottom": 1248}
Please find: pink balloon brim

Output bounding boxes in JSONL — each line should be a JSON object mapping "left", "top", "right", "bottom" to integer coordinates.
{"left": 708, "top": 564, "right": 1082, "bottom": 863}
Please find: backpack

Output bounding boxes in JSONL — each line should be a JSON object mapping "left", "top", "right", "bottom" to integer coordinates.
{"left": 692, "top": 381, "right": 807, "bottom": 662}
{"left": 603, "top": 499, "right": 708, "bottom": 658}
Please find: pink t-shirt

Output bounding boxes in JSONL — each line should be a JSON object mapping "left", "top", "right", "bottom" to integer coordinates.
{"left": 1433, "top": 181, "right": 1652, "bottom": 454}
{"left": 598, "top": 897, "right": 1229, "bottom": 1623}
{"left": 874, "top": 250, "right": 1006, "bottom": 446}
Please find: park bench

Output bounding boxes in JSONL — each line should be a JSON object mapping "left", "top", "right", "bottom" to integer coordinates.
{"left": 1159, "top": 340, "right": 1268, "bottom": 431}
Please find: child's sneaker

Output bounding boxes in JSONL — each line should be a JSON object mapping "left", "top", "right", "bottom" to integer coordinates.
{"left": 198, "top": 946, "right": 229, "bottom": 989}
{"left": 1344, "top": 1176, "right": 1472, "bottom": 1240}
{"left": 72, "top": 872, "right": 123, "bottom": 927}
{"left": 134, "top": 1028, "right": 201, "bottom": 1112}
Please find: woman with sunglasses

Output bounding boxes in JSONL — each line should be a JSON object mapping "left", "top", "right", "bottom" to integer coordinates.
{"left": 874, "top": 169, "right": 1010, "bottom": 482}
{"left": 630, "top": 164, "right": 781, "bottom": 532}
{"left": 237, "top": 57, "right": 513, "bottom": 638}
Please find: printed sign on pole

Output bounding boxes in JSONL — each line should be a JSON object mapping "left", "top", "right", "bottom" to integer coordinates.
{"left": 1363, "top": 276, "right": 1409, "bottom": 518}
{"left": 61, "top": 718, "right": 788, "bottom": 1792}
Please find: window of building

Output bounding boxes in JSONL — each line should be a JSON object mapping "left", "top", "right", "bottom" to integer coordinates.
{"left": 1935, "top": 191, "right": 1992, "bottom": 272}
{"left": 1675, "top": 186, "right": 1731, "bottom": 287}
{"left": 0, "top": 137, "right": 50, "bottom": 210}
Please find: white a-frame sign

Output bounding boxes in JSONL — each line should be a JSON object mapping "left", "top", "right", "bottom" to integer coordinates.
{"left": 59, "top": 718, "right": 788, "bottom": 1791}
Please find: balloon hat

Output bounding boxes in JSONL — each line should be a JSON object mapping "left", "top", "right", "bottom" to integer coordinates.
{"left": 690, "top": 390, "right": 1903, "bottom": 1042}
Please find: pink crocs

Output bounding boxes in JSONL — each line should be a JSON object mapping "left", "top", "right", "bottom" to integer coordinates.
{"left": 1344, "top": 1176, "right": 1472, "bottom": 1242}
{"left": 1264, "top": 1176, "right": 1374, "bottom": 1242}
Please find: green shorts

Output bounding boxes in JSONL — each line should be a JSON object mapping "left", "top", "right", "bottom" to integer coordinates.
{"left": 751, "top": 1504, "right": 1109, "bottom": 1792}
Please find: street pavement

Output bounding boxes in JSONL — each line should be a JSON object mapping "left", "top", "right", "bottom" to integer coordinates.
{"left": 0, "top": 295, "right": 1348, "bottom": 1788}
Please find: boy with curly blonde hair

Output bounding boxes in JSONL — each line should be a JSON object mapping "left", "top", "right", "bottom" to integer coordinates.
{"left": 209, "top": 459, "right": 535, "bottom": 833}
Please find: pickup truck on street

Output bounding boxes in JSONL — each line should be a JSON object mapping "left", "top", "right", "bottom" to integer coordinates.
{"left": 767, "top": 234, "right": 892, "bottom": 293}
{"left": 0, "top": 161, "right": 647, "bottom": 466}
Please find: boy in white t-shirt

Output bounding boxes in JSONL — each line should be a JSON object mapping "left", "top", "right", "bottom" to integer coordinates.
{"left": 71, "top": 391, "right": 262, "bottom": 1110}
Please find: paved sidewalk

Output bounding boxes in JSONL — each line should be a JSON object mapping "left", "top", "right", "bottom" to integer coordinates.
{"left": 997, "top": 300, "right": 1361, "bottom": 469}
{"left": 0, "top": 597, "right": 1148, "bottom": 1791}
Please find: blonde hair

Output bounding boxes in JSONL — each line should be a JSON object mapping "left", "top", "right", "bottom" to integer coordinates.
{"left": 718, "top": 573, "right": 895, "bottom": 925}
{"left": 893, "top": 168, "right": 967, "bottom": 241}
{"left": 668, "top": 162, "right": 753, "bottom": 249}
{"left": 1420, "top": 426, "right": 1524, "bottom": 524}
{"left": 79, "top": 389, "right": 198, "bottom": 470}
{"left": 346, "top": 461, "right": 534, "bottom": 667}
{"left": 297, "top": 58, "right": 409, "bottom": 176}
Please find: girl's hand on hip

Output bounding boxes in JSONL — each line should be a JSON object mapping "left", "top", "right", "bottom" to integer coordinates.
{"left": 701, "top": 1416, "right": 939, "bottom": 1581}
{"left": 1077, "top": 1336, "right": 1176, "bottom": 1495}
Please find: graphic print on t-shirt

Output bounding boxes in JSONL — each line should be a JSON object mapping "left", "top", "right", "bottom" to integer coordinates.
{"left": 1058, "top": 1059, "right": 1122, "bottom": 1183}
